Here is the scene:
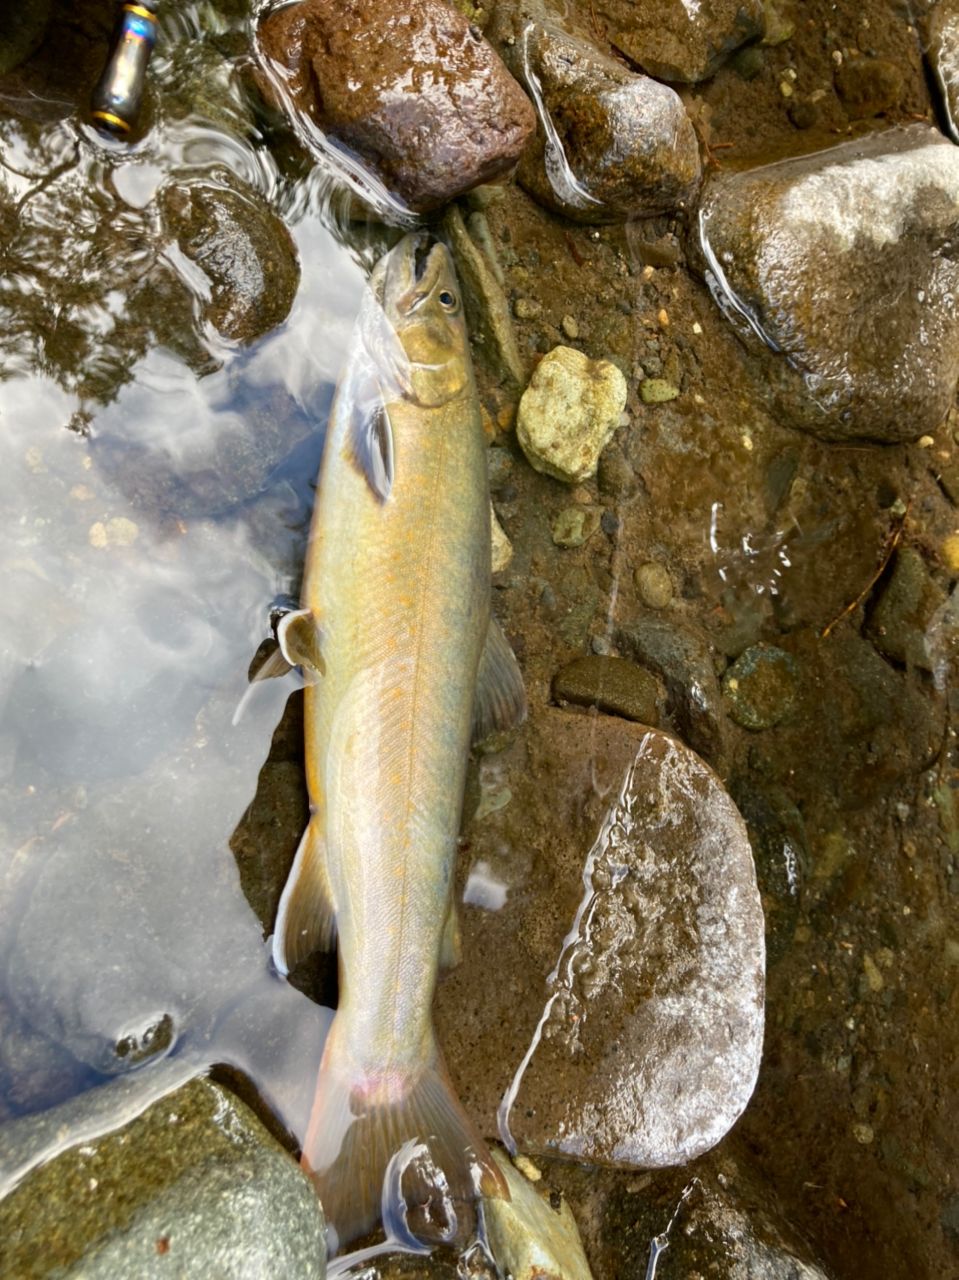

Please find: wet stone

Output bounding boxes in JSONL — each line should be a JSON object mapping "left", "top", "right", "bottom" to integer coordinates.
{"left": 616, "top": 616, "right": 731, "bottom": 772}
{"left": 438, "top": 710, "right": 764, "bottom": 1174}
{"left": 517, "top": 346, "right": 627, "bottom": 483}
{"left": 926, "top": 0, "right": 959, "bottom": 142}
{"left": 866, "top": 546, "right": 945, "bottom": 671}
{"left": 722, "top": 644, "right": 799, "bottom": 730}
{"left": 639, "top": 377, "right": 680, "bottom": 404}
{"left": 492, "top": 13, "right": 700, "bottom": 223}
{"left": 596, "top": 443, "right": 636, "bottom": 498}
{"left": 256, "top": 0, "right": 535, "bottom": 214}
{"left": 485, "top": 1150, "right": 593, "bottom": 1280}
{"left": 159, "top": 175, "right": 300, "bottom": 344}
{"left": 553, "top": 655, "right": 662, "bottom": 724}
{"left": 0, "top": 1078, "right": 327, "bottom": 1279}
{"left": 696, "top": 125, "right": 959, "bottom": 442}
{"left": 591, "top": 0, "right": 764, "bottom": 82}
{"left": 491, "top": 504, "right": 514, "bottom": 572}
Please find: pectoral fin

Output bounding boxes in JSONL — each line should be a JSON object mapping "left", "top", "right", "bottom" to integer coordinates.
{"left": 273, "top": 817, "right": 336, "bottom": 976}
{"left": 344, "top": 389, "right": 395, "bottom": 502}
{"left": 277, "top": 608, "right": 325, "bottom": 679}
{"left": 473, "top": 618, "right": 527, "bottom": 744}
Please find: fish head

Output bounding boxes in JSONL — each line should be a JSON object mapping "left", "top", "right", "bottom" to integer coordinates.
{"left": 375, "top": 232, "right": 472, "bottom": 409}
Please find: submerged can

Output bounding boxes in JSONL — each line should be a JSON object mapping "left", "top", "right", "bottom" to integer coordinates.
{"left": 90, "top": 3, "right": 158, "bottom": 136}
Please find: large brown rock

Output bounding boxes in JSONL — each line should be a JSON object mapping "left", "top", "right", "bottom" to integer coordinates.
{"left": 489, "top": 11, "right": 701, "bottom": 222}
{"left": 592, "top": 0, "right": 764, "bottom": 83}
{"left": 256, "top": 0, "right": 536, "bottom": 215}
{"left": 438, "top": 709, "right": 765, "bottom": 1171}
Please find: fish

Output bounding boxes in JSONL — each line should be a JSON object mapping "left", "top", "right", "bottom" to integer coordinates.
{"left": 271, "top": 231, "right": 526, "bottom": 1250}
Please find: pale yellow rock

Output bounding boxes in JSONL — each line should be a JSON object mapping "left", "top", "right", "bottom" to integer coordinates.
{"left": 88, "top": 522, "right": 108, "bottom": 549}
{"left": 517, "top": 346, "right": 627, "bottom": 484}
{"left": 107, "top": 516, "right": 139, "bottom": 547}
{"left": 942, "top": 532, "right": 959, "bottom": 573}
{"left": 491, "top": 504, "right": 513, "bottom": 573}
{"left": 485, "top": 1150, "right": 594, "bottom": 1280}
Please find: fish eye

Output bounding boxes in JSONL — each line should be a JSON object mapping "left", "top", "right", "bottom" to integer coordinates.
{"left": 438, "top": 289, "right": 457, "bottom": 310}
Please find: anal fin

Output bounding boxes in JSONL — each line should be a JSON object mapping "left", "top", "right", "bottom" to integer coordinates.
{"left": 277, "top": 608, "right": 326, "bottom": 680}
{"left": 439, "top": 903, "right": 462, "bottom": 971}
{"left": 472, "top": 618, "right": 527, "bottom": 745}
{"left": 272, "top": 817, "right": 336, "bottom": 975}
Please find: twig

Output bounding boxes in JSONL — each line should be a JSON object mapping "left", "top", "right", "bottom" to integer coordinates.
{"left": 820, "top": 502, "right": 910, "bottom": 639}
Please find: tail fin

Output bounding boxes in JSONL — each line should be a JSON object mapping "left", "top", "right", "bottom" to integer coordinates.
{"left": 300, "top": 1017, "right": 508, "bottom": 1252}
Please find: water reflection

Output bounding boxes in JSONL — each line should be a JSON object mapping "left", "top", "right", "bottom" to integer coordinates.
{"left": 0, "top": 0, "right": 371, "bottom": 1199}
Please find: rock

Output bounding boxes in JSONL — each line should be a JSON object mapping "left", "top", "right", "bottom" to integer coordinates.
{"left": 616, "top": 616, "right": 731, "bottom": 772}
{"left": 731, "top": 782, "right": 808, "bottom": 966}
{"left": 159, "top": 174, "right": 300, "bottom": 344}
{"left": 926, "top": 0, "right": 959, "bottom": 143}
{"left": 590, "top": 0, "right": 764, "bottom": 82}
{"left": 438, "top": 710, "right": 764, "bottom": 1171}
{"left": 491, "top": 504, "right": 514, "bottom": 572}
{"left": 553, "top": 655, "right": 662, "bottom": 724}
{"left": 0, "top": 1078, "right": 327, "bottom": 1279}
{"left": 834, "top": 56, "right": 903, "bottom": 119}
{"left": 596, "top": 444, "right": 636, "bottom": 498}
{"left": 695, "top": 125, "right": 959, "bottom": 442}
{"left": 551, "top": 506, "right": 601, "bottom": 548}
{"left": 722, "top": 643, "right": 799, "bottom": 730}
{"left": 866, "top": 546, "right": 945, "bottom": 670}
{"left": 550, "top": 1154, "right": 835, "bottom": 1279}
{"left": 443, "top": 205, "right": 525, "bottom": 391}
{"left": 484, "top": 1150, "right": 593, "bottom": 1280}
{"left": 490, "top": 13, "right": 700, "bottom": 223}
{"left": 517, "top": 346, "right": 627, "bottom": 483}
{"left": 638, "top": 377, "right": 680, "bottom": 404}
{"left": 256, "top": 0, "right": 535, "bottom": 215}
{"left": 634, "top": 562, "right": 673, "bottom": 610}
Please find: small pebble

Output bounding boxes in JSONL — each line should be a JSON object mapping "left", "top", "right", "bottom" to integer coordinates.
{"left": 491, "top": 504, "right": 514, "bottom": 572}
{"left": 513, "top": 297, "right": 542, "bottom": 320}
{"left": 852, "top": 1122, "right": 875, "bottom": 1145}
{"left": 640, "top": 379, "right": 680, "bottom": 404}
{"left": 635, "top": 562, "right": 673, "bottom": 609}
{"left": 552, "top": 507, "right": 601, "bottom": 548}
{"left": 722, "top": 644, "right": 798, "bottom": 730}
{"left": 561, "top": 315, "right": 580, "bottom": 340}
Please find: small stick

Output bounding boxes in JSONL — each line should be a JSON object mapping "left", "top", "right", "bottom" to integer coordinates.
{"left": 820, "top": 503, "right": 910, "bottom": 639}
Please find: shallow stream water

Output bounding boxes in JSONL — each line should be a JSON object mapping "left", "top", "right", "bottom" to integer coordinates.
{"left": 2, "top": 2, "right": 959, "bottom": 1278}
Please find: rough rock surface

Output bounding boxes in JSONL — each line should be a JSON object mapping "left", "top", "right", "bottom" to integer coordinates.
{"left": 517, "top": 346, "right": 627, "bottom": 482}
{"left": 722, "top": 643, "right": 799, "bottom": 730}
{"left": 866, "top": 545, "right": 944, "bottom": 670}
{"left": 485, "top": 1150, "right": 593, "bottom": 1280}
{"left": 591, "top": 0, "right": 765, "bottom": 82}
{"left": 160, "top": 176, "right": 300, "bottom": 344}
{"left": 0, "top": 1078, "right": 327, "bottom": 1279}
{"left": 256, "top": 0, "right": 535, "bottom": 214}
{"left": 925, "top": 0, "right": 959, "bottom": 142}
{"left": 438, "top": 710, "right": 764, "bottom": 1172}
{"left": 489, "top": 11, "right": 700, "bottom": 223}
{"left": 695, "top": 125, "right": 959, "bottom": 442}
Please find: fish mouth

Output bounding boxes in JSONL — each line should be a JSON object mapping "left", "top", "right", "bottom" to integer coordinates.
{"left": 412, "top": 233, "right": 434, "bottom": 282}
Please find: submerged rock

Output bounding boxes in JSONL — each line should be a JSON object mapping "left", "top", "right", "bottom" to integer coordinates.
{"left": 490, "top": 13, "right": 700, "bottom": 223}
{"left": 517, "top": 346, "right": 627, "bottom": 483}
{"left": 866, "top": 546, "right": 945, "bottom": 670}
{"left": 722, "top": 643, "right": 799, "bottom": 730}
{"left": 591, "top": 0, "right": 764, "bottom": 82}
{"left": 925, "top": 0, "right": 959, "bottom": 142}
{"left": 696, "top": 125, "right": 959, "bottom": 442}
{"left": 438, "top": 710, "right": 764, "bottom": 1174}
{"left": 256, "top": 0, "right": 535, "bottom": 215}
{"left": 485, "top": 1150, "right": 593, "bottom": 1280}
{"left": 160, "top": 175, "right": 300, "bottom": 345}
{"left": 0, "top": 1078, "right": 326, "bottom": 1279}
{"left": 616, "top": 616, "right": 731, "bottom": 772}
{"left": 553, "top": 655, "right": 662, "bottom": 724}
